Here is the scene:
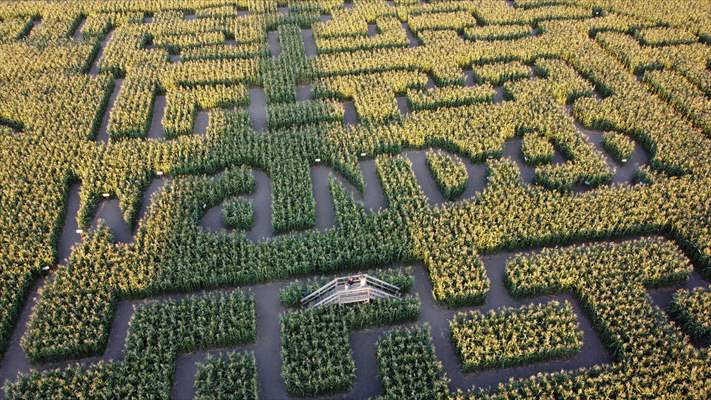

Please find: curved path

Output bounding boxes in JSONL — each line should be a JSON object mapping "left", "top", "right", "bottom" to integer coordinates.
{"left": 0, "top": 177, "right": 167, "bottom": 398}
{"left": 310, "top": 160, "right": 386, "bottom": 232}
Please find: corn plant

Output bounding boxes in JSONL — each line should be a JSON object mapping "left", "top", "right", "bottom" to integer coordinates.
{"left": 267, "top": 99, "right": 344, "bottom": 129}
{"left": 7, "top": 291, "right": 256, "bottom": 398}
{"left": 521, "top": 131, "right": 555, "bottom": 165}
{"left": 472, "top": 61, "right": 531, "bottom": 86}
{"left": 505, "top": 238, "right": 693, "bottom": 363}
{"left": 425, "top": 149, "right": 468, "bottom": 200}
{"left": 636, "top": 27, "right": 697, "bottom": 46}
{"left": 317, "top": 17, "right": 408, "bottom": 53}
{"left": 376, "top": 325, "right": 449, "bottom": 400}
{"left": 223, "top": 198, "right": 254, "bottom": 230}
{"left": 451, "top": 300, "right": 583, "bottom": 371}
{"left": 280, "top": 296, "right": 419, "bottom": 396}
{"left": 194, "top": 351, "right": 258, "bottom": 400}
{"left": 643, "top": 69, "right": 711, "bottom": 136}
{"left": 669, "top": 287, "right": 711, "bottom": 339}
{"left": 464, "top": 24, "right": 531, "bottom": 41}
{"left": 601, "top": 131, "right": 635, "bottom": 163}
{"left": 406, "top": 85, "right": 495, "bottom": 111}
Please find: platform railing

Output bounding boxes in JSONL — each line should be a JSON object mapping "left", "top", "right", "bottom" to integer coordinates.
{"left": 301, "top": 274, "right": 401, "bottom": 308}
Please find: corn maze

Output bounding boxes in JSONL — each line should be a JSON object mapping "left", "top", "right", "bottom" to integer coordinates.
{"left": 0, "top": 0, "right": 710, "bottom": 398}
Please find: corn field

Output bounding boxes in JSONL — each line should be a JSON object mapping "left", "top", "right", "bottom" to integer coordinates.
{"left": 0, "top": 0, "right": 709, "bottom": 398}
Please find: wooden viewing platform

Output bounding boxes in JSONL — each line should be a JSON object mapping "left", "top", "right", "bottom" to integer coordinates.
{"left": 301, "top": 274, "right": 401, "bottom": 308}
